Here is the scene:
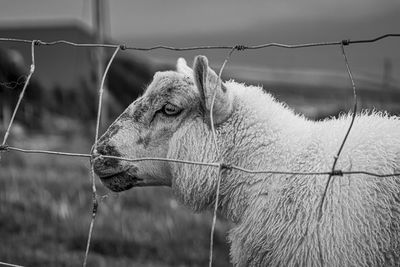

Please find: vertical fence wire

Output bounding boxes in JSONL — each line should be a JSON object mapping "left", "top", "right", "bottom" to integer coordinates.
{"left": 0, "top": 40, "right": 36, "bottom": 267}
{"left": 208, "top": 47, "right": 236, "bottom": 267}
{"left": 0, "top": 261, "right": 24, "bottom": 267}
{"left": 83, "top": 45, "right": 120, "bottom": 267}
{"left": 316, "top": 42, "right": 358, "bottom": 266}
{"left": 83, "top": 46, "right": 120, "bottom": 267}
{"left": 1, "top": 41, "right": 36, "bottom": 146}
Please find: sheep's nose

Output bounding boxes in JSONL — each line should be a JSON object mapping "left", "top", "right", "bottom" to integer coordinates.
{"left": 96, "top": 141, "right": 120, "bottom": 157}
{"left": 93, "top": 141, "right": 122, "bottom": 171}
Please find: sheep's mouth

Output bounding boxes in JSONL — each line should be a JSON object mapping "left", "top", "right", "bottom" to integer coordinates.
{"left": 99, "top": 171, "right": 129, "bottom": 180}
{"left": 98, "top": 171, "right": 144, "bottom": 192}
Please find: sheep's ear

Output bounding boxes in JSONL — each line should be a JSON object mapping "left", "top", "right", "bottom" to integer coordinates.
{"left": 176, "top": 58, "right": 193, "bottom": 77}
{"left": 193, "top": 55, "right": 233, "bottom": 125}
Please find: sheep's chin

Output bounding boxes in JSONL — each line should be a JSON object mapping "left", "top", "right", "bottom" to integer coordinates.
{"left": 99, "top": 172, "right": 144, "bottom": 192}
{"left": 100, "top": 171, "right": 173, "bottom": 192}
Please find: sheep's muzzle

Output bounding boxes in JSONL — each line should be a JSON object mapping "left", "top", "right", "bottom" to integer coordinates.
{"left": 92, "top": 141, "right": 142, "bottom": 192}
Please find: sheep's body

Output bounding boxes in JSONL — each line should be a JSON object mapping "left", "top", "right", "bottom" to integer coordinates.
{"left": 169, "top": 81, "right": 400, "bottom": 266}
{"left": 94, "top": 56, "right": 400, "bottom": 266}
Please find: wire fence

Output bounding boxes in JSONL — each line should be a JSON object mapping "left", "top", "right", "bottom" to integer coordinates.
{"left": 0, "top": 33, "right": 400, "bottom": 267}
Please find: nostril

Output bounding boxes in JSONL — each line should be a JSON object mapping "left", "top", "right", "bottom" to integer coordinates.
{"left": 96, "top": 142, "right": 121, "bottom": 157}
{"left": 96, "top": 142, "right": 107, "bottom": 155}
{"left": 94, "top": 142, "right": 122, "bottom": 169}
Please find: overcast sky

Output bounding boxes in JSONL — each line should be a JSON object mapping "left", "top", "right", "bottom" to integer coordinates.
{"left": 1, "top": 0, "right": 399, "bottom": 39}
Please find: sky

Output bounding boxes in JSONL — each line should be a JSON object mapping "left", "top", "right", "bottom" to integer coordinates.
{"left": 0, "top": 0, "right": 399, "bottom": 85}
{"left": 1, "top": 0, "right": 399, "bottom": 39}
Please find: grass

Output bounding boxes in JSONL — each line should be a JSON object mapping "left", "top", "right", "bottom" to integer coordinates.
{"left": 0, "top": 132, "right": 231, "bottom": 267}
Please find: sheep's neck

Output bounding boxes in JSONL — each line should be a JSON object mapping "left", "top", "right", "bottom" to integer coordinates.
{"left": 216, "top": 97, "right": 312, "bottom": 223}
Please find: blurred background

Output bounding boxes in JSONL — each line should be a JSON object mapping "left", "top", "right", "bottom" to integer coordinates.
{"left": 0, "top": 0, "right": 399, "bottom": 266}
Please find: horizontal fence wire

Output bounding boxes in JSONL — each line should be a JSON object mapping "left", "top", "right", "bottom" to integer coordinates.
{"left": 0, "top": 33, "right": 400, "bottom": 267}
{"left": 2, "top": 145, "right": 400, "bottom": 178}
{"left": 0, "top": 33, "right": 400, "bottom": 50}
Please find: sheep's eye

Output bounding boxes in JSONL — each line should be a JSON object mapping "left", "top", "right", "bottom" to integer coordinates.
{"left": 162, "top": 103, "right": 181, "bottom": 116}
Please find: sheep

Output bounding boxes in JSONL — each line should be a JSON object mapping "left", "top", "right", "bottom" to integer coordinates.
{"left": 93, "top": 55, "right": 400, "bottom": 266}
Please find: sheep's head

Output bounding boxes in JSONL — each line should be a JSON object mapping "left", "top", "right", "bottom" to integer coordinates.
{"left": 93, "top": 55, "right": 233, "bottom": 208}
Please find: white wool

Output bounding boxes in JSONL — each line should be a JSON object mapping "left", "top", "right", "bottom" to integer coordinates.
{"left": 169, "top": 79, "right": 400, "bottom": 266}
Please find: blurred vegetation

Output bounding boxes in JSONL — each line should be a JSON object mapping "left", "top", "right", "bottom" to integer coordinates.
{"left": 0, "top": 48, "right": 163, "bottom": 130}
{"left": 0, "top": 48, "right": 45, "bottom": 130}
{"left": 0, "top": 133, "right": 231, "bottom": 267}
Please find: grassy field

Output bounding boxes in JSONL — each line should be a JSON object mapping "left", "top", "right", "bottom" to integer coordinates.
{"left": 0, "top": 132, "right": 231, "bottom": 267}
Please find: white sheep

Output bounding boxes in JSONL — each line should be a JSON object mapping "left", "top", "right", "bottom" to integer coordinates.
{"left": 93, "top": 55, "right": 400, "bottom": 266}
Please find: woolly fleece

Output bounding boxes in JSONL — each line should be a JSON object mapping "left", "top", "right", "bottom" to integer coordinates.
{"left": 94, "top": 56, "right": 400, "bottom": 266}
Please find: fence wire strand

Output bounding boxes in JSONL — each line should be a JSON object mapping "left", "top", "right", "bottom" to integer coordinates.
{"left": 83, "top": 46, "right": 120, "bottom": 267}
{"left": 208, "top": 46, "right": 236, "bottom": 267}
{"left": 2, "top": 145, "right": 400, "bottom": 178}
{"left": 0, "top": 261, "right": 24, "bottom": 267}
{"left": 1, "top": 33, "right": 400, "bottom": 266}
{"left": 1, "top": 33, "right": 399, "bottom": 51}
{"left": 316, "top": 42, "right": 358, "bottom": 266}
{"left": 1, "top": 40, "right": 36, "bottom": 146}
{"left": 0, "top": 75, "right": 28, "bottom": 90}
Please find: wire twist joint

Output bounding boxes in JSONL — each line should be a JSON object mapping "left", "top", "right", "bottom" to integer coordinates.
{"left": 33, "top": 40, "right": 42, "bottom": 46}
{"left": 331, "top": 170, "right": 343, "bottom": 176}
{"left": 0, "top": 144, "right": 9, "bottom": 152}
{"left": 234, "top": 45, "right": 247, "bottom": 51}
{"left": 341, "top": 39, "right": 351, "bottom": 46}
{"left": 220, "top": 163, "right": 232, "bottom": 170}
